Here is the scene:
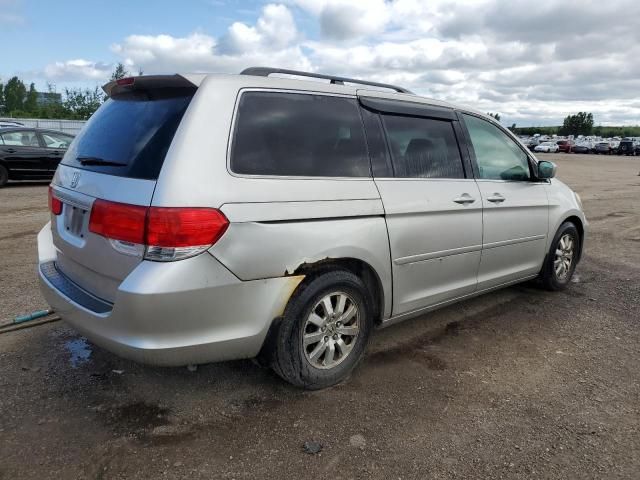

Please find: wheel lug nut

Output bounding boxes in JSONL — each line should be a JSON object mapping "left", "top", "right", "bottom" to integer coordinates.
{"left": 336, "top": 321, "right": 341, "bottom": 327}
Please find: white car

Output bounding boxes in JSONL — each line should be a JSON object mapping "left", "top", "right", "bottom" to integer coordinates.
{"left": 534, "top": 142, "right": 559, "bottom": 153}
{"left": 0, "top": 121, "right": 24, "bottom": 128}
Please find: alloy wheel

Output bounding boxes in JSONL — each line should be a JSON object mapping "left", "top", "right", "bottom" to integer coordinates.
{"left": 302, "top": 291, "right": 360, "bottom": 369}
{"left": 554, "top": 233, "right": 575, "bottom": 281}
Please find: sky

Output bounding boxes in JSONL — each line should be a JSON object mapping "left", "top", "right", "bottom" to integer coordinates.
{"left": 1, "top": 0, "right": 639, "bottom": 126}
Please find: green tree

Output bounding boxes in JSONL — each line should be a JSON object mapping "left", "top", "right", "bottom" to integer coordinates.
{"left": 62, "top": 87, "right": 104, "bottom": 119}
{"left": 110, "top": 62, "right": 129, "bottom": 81}
{"left": 559, "top": 112, "right": 594, "bottom": 136}
{"left": 0, "top": 82, "right": 4, "bottom": 114}
{"left": 24, "top": 82, "right": 38, "bottom": 114}
{"left": 487, "top": 112, "right": 501, "bottom": 122}
{"left": 4, "top": 76, "right": 27, "bottom": 114}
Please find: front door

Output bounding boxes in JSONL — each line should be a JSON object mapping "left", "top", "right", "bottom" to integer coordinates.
{"left": 364, "top": 106, "right": 483, "bottom": 316}
{"left": 0, "top": 130, "right": 49, "bottom": 178}
{"left": 460, "top": 113, "right": 549, "bottom": 290}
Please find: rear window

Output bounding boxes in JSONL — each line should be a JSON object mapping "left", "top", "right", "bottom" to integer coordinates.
{"left": 62, "top": 88, "right": 194, "bottom": 180}
{"left": 230, "top": 91, "right": 370, "bottom": 177}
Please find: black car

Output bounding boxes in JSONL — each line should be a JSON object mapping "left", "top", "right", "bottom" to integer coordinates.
{"left": 617, "top": 140, "right": 636, "bottom": 156}
{"left": 0, "top": 127, "right": 74, "bottom": 187}
{"left": 594, "top": 142, "right": 612, "bottom": 155}
{"left": 572, "top": 144, "right": 592, "bottom": 154}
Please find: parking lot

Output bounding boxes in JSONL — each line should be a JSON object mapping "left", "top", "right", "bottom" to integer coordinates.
{"left": 0, "top": 153, "right": 639, "bottom": 479}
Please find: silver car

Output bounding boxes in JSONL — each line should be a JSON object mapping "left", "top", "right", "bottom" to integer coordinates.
{"left": 38, "top": 68, "right": 587, "bottom": 389}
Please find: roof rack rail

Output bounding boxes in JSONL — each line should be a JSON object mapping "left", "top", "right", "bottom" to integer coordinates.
{"left": 240, "top": 67, "right": 413, "bottom": 94}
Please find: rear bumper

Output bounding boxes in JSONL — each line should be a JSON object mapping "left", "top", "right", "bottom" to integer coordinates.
{"left": 37, "top": 223, "right": 303, "bottom": 366}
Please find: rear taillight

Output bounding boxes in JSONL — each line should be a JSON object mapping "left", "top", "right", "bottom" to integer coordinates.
{"left": 88, "top": 199, "right": 229, "bottom": 261}
{"left": 89, "top": 199, "right": 147, "bottom": 244}
{"left": 48, "top": 186, "right": 62, "bottom": 215}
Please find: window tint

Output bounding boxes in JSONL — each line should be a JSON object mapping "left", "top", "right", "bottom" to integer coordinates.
{"left": 381, "top": 115, "right": 464, "bottom": 178}
{"left": 231, "top": 92, "right": 369, "bottom": 177}
{"left": 62, "top": 88, "right": 194, "bottom": 180}
{"left": 463, "top": 114, "right": 530, "bottom": 181}
{"left": 41, "top": 132, "right": 74, "bottom": 149}
{"left": 1, "top": 130, "right": 39, "bottom": 147}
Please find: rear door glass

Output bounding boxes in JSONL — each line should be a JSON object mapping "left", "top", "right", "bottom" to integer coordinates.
{"left": 381, "top": 115, "right": 465, "bottom": 179}
{"left": 62, "top": 89, "right": 194, "bottom": 180}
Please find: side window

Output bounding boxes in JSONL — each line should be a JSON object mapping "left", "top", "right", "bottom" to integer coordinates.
{"left": 1, "top": 130, "right": 39, "bottom": 147}
{"left": 231, "top": 92, "right": 370, "bottom": 177}
{"left": 462, "top": 114, "right": 531, "bottom": 181}
{"left": 381, "top": 115, "right": 465, "bottom": 179}
{"left": 41, "top": 132, "right": 74, "bottom": 148}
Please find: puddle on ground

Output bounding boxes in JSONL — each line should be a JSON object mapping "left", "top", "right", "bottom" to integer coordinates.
{"left": 65, "top": 337, "right": 92, "bottom": 368}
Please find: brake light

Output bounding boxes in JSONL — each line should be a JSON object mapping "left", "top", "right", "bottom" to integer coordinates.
{"left": 48, "top": 186, "right": 62, "bottom": 215}
{"left": 146, "top": 208, "right": 229, "bottom": 247}
{"left": 89, "top": 199, "right": 147, "bottom": 244}
{"left": 116, "top": 77, "right": 135, "bottom": 86}
{"left": 88, "top": 199, "right": 229, "bottom": 261}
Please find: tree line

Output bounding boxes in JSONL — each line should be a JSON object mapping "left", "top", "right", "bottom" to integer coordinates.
{"left": 0, "top": 63, "right": 129, "bottom": 120}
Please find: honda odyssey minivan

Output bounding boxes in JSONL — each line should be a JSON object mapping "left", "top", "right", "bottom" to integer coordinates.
{"left": 38, "top": 68, "right": 587, "bottom": 389}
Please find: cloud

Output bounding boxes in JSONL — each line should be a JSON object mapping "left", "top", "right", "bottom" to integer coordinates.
{"left": 32, "top": 0, "right": 640, "bottom": 125}
{"left": 43, "top": 59, "right": 112, "bottom": 81}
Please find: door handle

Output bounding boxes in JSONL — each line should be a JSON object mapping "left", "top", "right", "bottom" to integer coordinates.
{"left": 487, "top": 193, "right": 505, "bottom": 203}
{"left": 453, "top": 194, "right": 476, "bottom": 205}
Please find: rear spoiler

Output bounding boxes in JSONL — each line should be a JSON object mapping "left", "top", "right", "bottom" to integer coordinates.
{"left": 102, "top": 74, "right": 204, "bottom": 98}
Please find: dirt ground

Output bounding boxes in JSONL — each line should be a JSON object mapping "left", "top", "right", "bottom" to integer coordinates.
{"left": 0, "top": 153, "right": 639, "bottom": 479}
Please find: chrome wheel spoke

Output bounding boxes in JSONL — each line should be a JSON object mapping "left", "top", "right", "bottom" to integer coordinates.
{"left": 303, "top": 330, "right": 326, "bottom": 346}
{"left": 335, "top": 294, "right": 347, "bottom": 316}
{"left": 337, "top": 304, "right": 357, "bottom": 324}
{"left": 335, "top": 338, "right": 353, "bottom": 357}
{"left": 308, "top": 339, "right": 328, "bottom": 362}
{"left": 307, "top": 313, "right": 325, "bottom": 328}
{"left": 336, "top": 325, "right": 358, "bottom": 336}
{"left": 323, "top": 340, "right": 336, "bottom": 367}
{"left": 321, "top": 296, "right": 334, "bottom": 317}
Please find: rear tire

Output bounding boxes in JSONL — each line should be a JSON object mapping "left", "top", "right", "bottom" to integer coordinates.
{"left": 0, "top": 165, "right": 8, "bottom": 187}
{"left": 270, "top": 270, "right": 373, "bottom": 389}
{"left": 540, "top": 222, "right": 580, "bottom": 291}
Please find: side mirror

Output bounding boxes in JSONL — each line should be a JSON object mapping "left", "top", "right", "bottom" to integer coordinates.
{"left": 536, "top": 160, "right": 556, "bottom": 179}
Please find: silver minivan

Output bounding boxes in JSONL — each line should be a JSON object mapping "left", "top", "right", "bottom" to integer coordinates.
{"left": 38, "top": 68, "right": 587, "bottom": 389}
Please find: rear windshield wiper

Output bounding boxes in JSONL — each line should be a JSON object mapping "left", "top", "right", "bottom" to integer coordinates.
{"left": 77, "top": 156, "right": 128, "bottom": 167}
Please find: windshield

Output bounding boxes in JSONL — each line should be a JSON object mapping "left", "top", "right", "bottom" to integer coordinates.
{"left": 62, "top": 88, "right": 194, "bottom": 180}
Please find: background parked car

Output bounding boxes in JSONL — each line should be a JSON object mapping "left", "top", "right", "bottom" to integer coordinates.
{"left": 617, "top": 140, "right": 636, "bottom": 156}
{"left": 594, "top": 142, "right": 613, "bottom": 154}
{"left": 0, "top": 127, "right": 74, "bottom": 187}
{"left": 556, "top": 140, "right": 575, "bottom": 153}
{"left": 572, "top": 143, "right": 593, "bottom": 154}
{"left": 534, "top": 141, "right": 559, "bottom": 153}
{"left": 0, "top": 121, "right": 25, "bottom": 128}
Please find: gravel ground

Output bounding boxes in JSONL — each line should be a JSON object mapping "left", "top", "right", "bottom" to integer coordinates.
{"left": 0, "top": 154, "right": 639, "bottom": 479}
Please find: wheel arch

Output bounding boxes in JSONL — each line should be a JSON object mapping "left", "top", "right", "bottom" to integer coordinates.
{"left": 291, "top": 257, "right": 385, "bottom": 326}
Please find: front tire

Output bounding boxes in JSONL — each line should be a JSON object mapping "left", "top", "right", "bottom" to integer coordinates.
{"left": 270, "top": 270, "right": 373, "bottom": 389}
{"left": 540, "top": 222, "right": 580, "bottom": 291}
